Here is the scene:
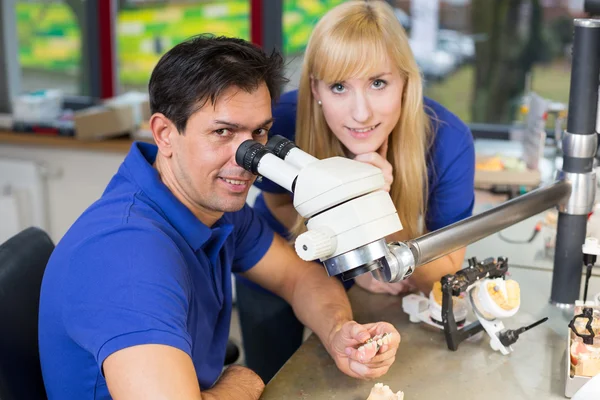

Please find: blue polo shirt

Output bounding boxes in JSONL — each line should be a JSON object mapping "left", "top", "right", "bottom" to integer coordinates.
{"left": 39, "top": 142, "right": 274, "bottom": 399}
{"left": 237, "top": 90, "right": 474, "bottom": 291}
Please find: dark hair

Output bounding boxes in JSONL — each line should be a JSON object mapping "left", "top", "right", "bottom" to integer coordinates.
{"left": 149, "top": 34, "right": 287, "bottom": 133}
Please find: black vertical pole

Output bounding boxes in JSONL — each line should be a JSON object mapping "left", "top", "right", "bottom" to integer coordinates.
{"left": 550, "top": 19, "right": 600, "bottom": 306}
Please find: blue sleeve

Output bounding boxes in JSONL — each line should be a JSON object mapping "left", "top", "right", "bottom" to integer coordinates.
{"left": 62, "top": 226, "right": 192, "bottom": 372}
{"left": 254, "top": 94, "right": 298, "bottom": 194}
{"left": 425, "top": 125, "right": 475, "bottom": 231}
{"left": 231, "top": 204, "right": 275, "bottom": 273}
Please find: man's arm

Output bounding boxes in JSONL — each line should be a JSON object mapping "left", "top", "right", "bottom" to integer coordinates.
{"left": 241, "top": 234, "right": 352, "bottom": 353}
{"left": 104, "top": 344, "right": 264, "bottom": 400}
{"left": 240, "top": 234, "right": 400, "bottom": 379}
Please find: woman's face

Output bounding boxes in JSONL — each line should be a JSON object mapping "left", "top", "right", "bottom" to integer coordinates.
{"left": 311, "top": 57, "right": 404, "bottom": 156}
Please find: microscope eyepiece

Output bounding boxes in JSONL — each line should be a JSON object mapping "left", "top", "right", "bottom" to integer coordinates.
{"left": 235, "top": 140, "right": 301, "bottom": 192}
{"left": 266, "top": 135, "right": 298, "bottom": 160}
{"left": 235, "top": 140, "right": 270, "bottom": 175}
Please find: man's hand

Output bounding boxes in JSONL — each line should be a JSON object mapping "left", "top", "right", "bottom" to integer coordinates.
{"left": 353, "top": 139, "right": 393, "bottom": 192}
{"left": 327, "top": 321, "right": 400, "bottom": 379}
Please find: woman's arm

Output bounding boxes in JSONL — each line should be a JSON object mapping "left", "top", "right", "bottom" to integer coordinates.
{"left": 262, "top": 192, "right": 297, "bottom": 231}
{"left": 354, "top": 230, "right": 466, "bottom": 295}
{"left": 405, "top": 247, "right": 466, "bottom": 294}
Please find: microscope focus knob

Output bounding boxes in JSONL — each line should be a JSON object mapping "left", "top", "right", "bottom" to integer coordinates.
{"left": 295, "top": 228, "right": 337, "bottom": 261}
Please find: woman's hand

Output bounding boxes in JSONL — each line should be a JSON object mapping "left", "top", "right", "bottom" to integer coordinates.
{"left": 353, "top": 139, "right": 393, "bottom": 192}
{"left": 354, "top": 273, "right": 414, "bottom": 296}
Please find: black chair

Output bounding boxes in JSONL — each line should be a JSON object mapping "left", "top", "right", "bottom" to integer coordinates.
{"left": 0, "top": 227, "right": 53, "bottom": 400}
{"left": 225, "top": 340, "right": 240, "bottom": 366}
{"left": 0, "top": 226, "right": 239, "bottom": 400}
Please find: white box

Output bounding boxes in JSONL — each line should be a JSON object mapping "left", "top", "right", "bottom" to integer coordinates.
{"left": 12, "top": 89, "right": 63, "bottom": 123}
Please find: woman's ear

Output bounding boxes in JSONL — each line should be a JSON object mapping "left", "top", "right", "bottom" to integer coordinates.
{"left": 150, "top": 113, "right": 176, "bottom": 157}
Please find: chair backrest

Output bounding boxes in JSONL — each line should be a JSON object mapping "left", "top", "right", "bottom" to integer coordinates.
{"left": 0, "top": 227, "right": 54, "bottom": 400}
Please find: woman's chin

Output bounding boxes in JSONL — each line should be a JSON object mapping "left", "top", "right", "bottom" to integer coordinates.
{"left": 345, "top": 142, "right": 381, "bottom": 156}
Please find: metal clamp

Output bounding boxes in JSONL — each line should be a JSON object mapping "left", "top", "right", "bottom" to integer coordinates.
{"left": 323, "top": 239, "right": 387, "bottom": 278}
{"left": 561, "top": 131, "right": 598, "bottom": 159}
{"left": 372, "top": 241, "right": 416, "bottom": 283}
{"left": 569, "top": 307, "right": 596, "bottom": 345}
{"left": 556, "top": 170, "right": 596, "bottom": 215}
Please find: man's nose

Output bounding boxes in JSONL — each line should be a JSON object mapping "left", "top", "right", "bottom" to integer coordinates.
{"left": 352, "top": 92, "right": 372, "bottom": 123}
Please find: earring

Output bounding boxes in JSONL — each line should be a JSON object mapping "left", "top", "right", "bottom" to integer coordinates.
{"left": 317, "top": 100, "right": 322, "bottom": 106}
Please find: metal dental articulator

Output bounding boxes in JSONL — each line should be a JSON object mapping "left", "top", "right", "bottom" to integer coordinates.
{"left": 236, "top": 19, "right": 600, "bottom": 310}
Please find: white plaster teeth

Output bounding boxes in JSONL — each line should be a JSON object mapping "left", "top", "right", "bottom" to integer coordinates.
{"left": 361, "top": 332, "right": 393, "bottom": 356}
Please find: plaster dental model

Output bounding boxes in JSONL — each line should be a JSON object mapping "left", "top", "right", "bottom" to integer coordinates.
{"left": 366, "top": 383, "right": 404, "bottom": 400}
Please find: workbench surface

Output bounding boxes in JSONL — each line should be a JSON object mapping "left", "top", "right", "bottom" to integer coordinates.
{"left": 261, "top": 266, "right": 600, "bottom": 399}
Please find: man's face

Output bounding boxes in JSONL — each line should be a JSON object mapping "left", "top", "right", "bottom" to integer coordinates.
{"left": 168, "top": 84, "right": 273, "bottom": 218}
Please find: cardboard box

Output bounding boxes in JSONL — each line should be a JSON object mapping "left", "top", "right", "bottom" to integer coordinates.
{"left": 73, "top": 104, "right": 136, "bottom": 140}
{"left": 72, "top": 92, "right": 150, "bottom": 141}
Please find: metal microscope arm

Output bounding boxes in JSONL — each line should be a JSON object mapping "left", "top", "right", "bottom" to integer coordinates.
{"left": 377, "top": 181, "right": 572, "bottom": 282}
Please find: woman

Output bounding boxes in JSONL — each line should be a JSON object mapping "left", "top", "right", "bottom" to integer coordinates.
{"left": 236, "top": 0, "right": 475, "bottom": 383}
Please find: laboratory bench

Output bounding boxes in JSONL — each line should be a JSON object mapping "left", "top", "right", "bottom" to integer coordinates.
{"left": 261, "top": 266, "right": 600, "bottom": 399}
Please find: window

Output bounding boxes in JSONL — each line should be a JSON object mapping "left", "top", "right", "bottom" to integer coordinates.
{"left": 406, "top": 0, "right": 573, "bottom": 125}
{"left": 282, "top": 0, "right": 345, "bottom": 92}
{"left": 117, "top": 0, "right": 250, "bottom": 92}
{"left": 16, "top": 0, "right": 81, "bottom": 95}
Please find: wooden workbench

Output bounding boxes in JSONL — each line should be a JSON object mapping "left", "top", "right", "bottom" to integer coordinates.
{"left": 0, "top": 131, "right": 136, "bottom": 153}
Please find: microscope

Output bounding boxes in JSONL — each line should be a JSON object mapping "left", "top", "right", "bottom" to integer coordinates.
{"left": 237, "top": 18, "right": 600, "bottom": 310}
{"left": 236, "top": 135, "right": 414, "bottom": 283}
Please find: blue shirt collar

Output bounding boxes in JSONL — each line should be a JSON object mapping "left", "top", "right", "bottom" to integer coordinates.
{"left": 122, "top": 142, "right": 232, "bottom": 252}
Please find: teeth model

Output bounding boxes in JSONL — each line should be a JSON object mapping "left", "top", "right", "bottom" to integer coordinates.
{"left": 486, "top": 279, "right": 520, "bottom": 310}
{"left": 366, "top": 383, "right": 404, "bottom": 400}
{"left": 471, "top": 278, "right": 520, "bottom": 319}
{"left": 357, "top": 332, "right": 392, "bottom": 354}
{"left": 428, "top": 281, "right": 468, "bottom": 324}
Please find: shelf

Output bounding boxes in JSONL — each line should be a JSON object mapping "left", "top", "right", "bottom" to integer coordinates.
{"left": 0, "top": 131, "right": 137, "bottom": 153}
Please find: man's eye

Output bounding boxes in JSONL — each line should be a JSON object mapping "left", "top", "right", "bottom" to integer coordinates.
{"left": 330, "top": 83, "right": 346, "bottom": 94}
{"left": 214, "top": 128, "right": 232, "bottom": 137}
{"left": 254, "top": 128, "right": 269, "bottom": 137}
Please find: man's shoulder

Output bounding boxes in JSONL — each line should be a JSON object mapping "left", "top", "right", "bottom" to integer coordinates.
{"left": 55, "top": 194, "right": 185, "bottom": 272}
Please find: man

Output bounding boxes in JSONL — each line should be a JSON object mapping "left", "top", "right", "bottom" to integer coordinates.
{"left": 39, "top": 35, "right": 400, "bottom": 399}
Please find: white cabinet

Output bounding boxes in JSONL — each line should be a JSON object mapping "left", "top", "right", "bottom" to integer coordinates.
{"left": 0, "top": 143, "right": 123, "bottom": 242}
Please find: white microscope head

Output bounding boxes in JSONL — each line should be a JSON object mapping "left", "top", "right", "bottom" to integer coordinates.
{"left": 236, "top": 136, "right": 403, "bottom": 281}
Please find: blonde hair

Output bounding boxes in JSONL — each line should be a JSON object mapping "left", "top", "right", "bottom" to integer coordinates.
{"left": 292, "top": 0, "right": 433, "bottom": 240}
